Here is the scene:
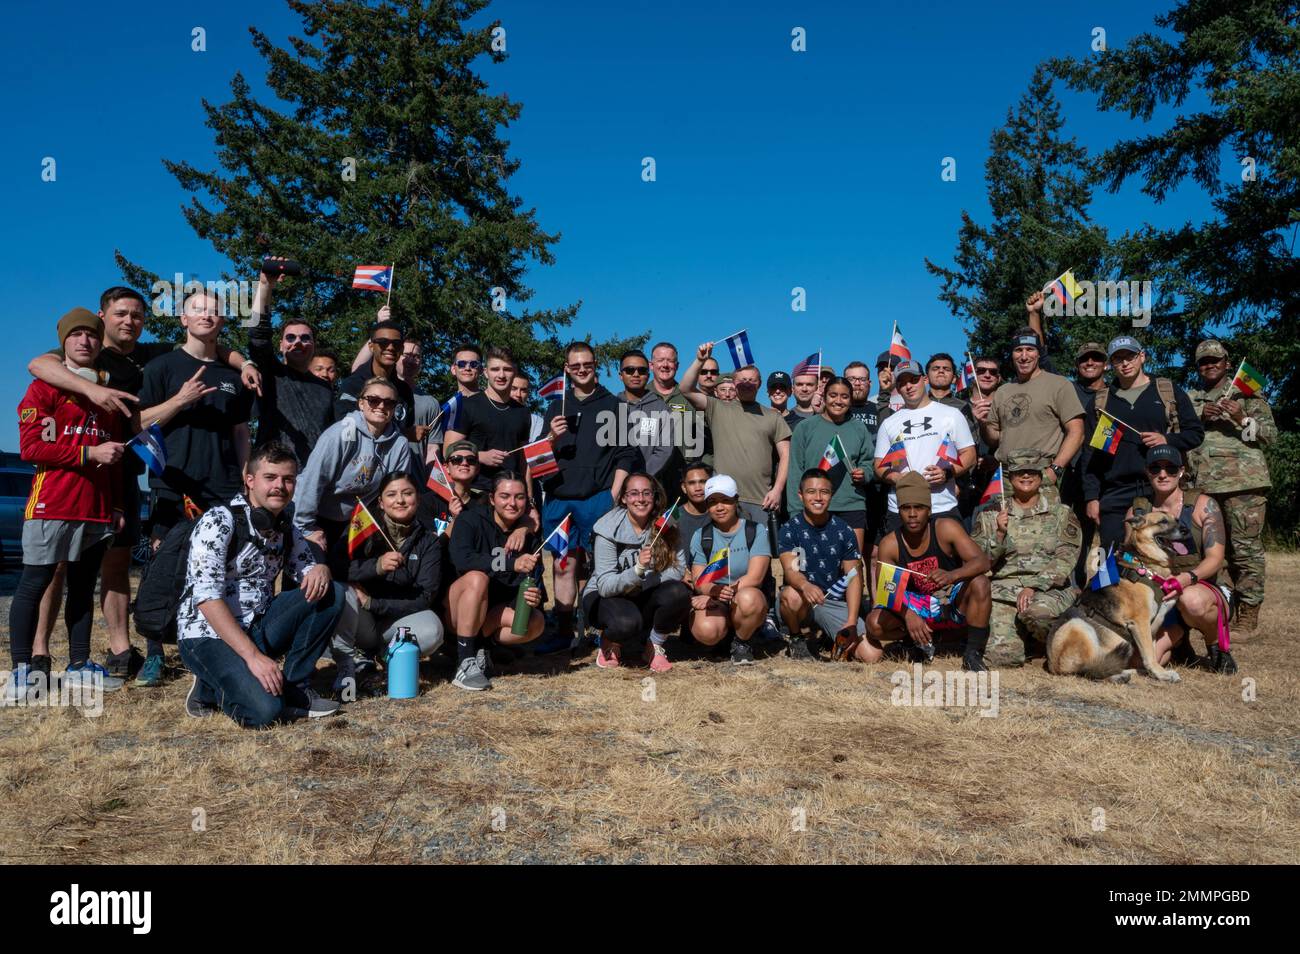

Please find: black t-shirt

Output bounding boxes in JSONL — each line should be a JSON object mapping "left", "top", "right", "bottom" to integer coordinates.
{"left": 336, "top": 367, "right": 415, "bottom": 431}
{"left": 138, "top": 349, "right": 254, "bottom": 506}
{"left": 454, "top": 391, "right": 532, "bottom": 489}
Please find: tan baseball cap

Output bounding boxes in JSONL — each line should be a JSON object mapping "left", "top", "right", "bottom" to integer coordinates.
{"left": 1195, "top": 340, "right": 1229, "bottom": 361}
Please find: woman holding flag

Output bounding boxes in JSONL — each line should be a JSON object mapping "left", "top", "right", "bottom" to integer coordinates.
{"left": 582, "top": 473, "right": 690, "bottom": 671}
{"left": 332, "top": 472, "right": 444, "bottom": 693}
{"left": 784, "top": 376, "right": 874, "bottom": 553}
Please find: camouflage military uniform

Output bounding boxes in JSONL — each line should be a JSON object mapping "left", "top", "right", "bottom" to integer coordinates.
{"left": 972, "top": 450, "right": 1083, "bottom": 666}
{"left": 1186, "top": 363, "right": 1276, "bottom": 614}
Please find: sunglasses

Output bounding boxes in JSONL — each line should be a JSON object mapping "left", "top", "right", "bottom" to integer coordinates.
{"left": 621, "top": 365, "right": 649, "bottom": 375}
{"left": 447, "top": 455, "right": 478, "bottom": 466}
{"left": 699, "top": 369, "right": 719, "bottom": 377}
{"left": 975, "top": 367, "right": 1000, "bottom": 376}
{"left": 455, "top": 359, "right": 482, "bottom": 370}
{"left": 567, "top": 361, "right": 595, "bottom": 371}
{"left": 283, "top": 332, "right": 313, "bottom": 344}
{"left": 372, "top": 338, "right": 403, "bottom": 350}
{"left": 1148, "top": 463, "right": 1181, "bottom": 476}
{"left": 361, "top": 396, "right": 397, "bottom": 410}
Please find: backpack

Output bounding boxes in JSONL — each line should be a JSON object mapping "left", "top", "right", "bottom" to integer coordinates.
{"left": 133, "top": 504, "right": 287, "bottom": 641}
{"left": 1094, "top": 377, "right": 1180, "bottom": 434}
{"left": 701, "top": 517, "right": 776, "bottom": 603}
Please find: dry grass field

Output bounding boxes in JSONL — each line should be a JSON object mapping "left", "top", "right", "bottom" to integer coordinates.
{"left": 1, "top": 554, "right": 1297, "bottom": 865}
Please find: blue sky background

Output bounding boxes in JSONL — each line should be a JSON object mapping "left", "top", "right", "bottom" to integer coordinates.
{"left": 0, "top": 0, "right": 1223, "bottom": 448}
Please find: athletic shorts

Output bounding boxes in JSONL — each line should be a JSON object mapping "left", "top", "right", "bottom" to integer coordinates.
{"left": 110, "top": 479, "right": 141, "bottom": 549}
{"left": 831, "top": 508, "right": 867, "bottom": 531}
{"left": 812, "top": 596, "right": 866, "bottom": 637}
{"left": 543, "top": 490, "right": 612, "bottom": 554}
{"left": 22, "top": 518, "right": 113, "bottom": 565}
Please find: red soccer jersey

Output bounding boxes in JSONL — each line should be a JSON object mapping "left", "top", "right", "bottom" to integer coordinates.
{"left": 17, "top": 379, "right": 123, "bottom": 523}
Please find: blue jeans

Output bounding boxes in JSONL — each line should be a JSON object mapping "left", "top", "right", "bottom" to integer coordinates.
{"left": 179, "top": 583, "right": 344, "bottom": 728}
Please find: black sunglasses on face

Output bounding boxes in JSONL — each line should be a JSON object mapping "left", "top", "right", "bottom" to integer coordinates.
{"left": 455, "top": 359, "right": 481, "bottom": 369}
{"left": 447, "top": 455, "right": 478, "bottom": 466}
{"left": 372, "top": 338, "right": 403, "bottom": 350}
{"left": 1148, "top": 463, "right": 1180, "bottom": 476}
{"left": 976, "top": 368, "right": 999, "bottom": 376}
{"left": 621, "top": 366, "right": 649, "bottom": 375}
{"left": 283, "top": 332, "right": 313, "bottom": 343}
{"left": 361, "top": 396, "right": 397, "bottom": 409}
{"left": 699, "top": 369, "right": 719, "bottom": 376}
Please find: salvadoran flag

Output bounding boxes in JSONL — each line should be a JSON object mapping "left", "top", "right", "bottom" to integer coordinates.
{"left": 131, "top": 423, "right": 167, "bottom": 477}
{"left": 351, "top": 265, "right": 393, "bottom": 292}
{"left": 721, "top": 331, "right": 755, "bottom": 370}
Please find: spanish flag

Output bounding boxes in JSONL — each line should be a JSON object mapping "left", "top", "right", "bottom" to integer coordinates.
{"left": 1230, "top": 360, "right": 1265, "bottom": 398}
{"left": 348, "top": 500, "right": 380, "bottom": 557}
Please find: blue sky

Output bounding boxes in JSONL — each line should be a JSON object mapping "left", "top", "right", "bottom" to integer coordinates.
{"left": 1, "top": 0, "right": 1220, "bottom": 447}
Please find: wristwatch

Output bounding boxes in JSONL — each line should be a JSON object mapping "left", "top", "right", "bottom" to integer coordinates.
{"left": 1050, "top": 463, "right": 1064, "bottom": 480}
{"left": 1187, "top": 571, "right": 1199, "bottom": 585}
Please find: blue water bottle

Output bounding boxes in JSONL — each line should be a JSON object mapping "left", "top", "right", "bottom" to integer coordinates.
{"left": 387, "top": 627, "right": 419, "bottom": 699}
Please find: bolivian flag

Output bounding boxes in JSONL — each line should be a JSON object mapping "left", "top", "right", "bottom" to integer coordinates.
{"left": 348, "top": 500, "right": 380, "bottom": 557}
{"left": 1089, "top": 410, "right": 1123, "bottom": 454}
{"left": 1230, "top": 360, "right": 1265, "bottom": 398}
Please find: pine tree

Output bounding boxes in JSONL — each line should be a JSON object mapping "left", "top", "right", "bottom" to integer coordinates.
{"left": 117, "top": 0, "right": 643, "bottom": 388}
{"left": 925, "top": 66, "right": 1120, "bottom": 367}
{"left": 1051, "top": 0, "right": 1299, "bottom": 414}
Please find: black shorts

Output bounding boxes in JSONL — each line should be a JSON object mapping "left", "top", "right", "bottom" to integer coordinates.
{"left": 831, "top": 508, "right": 867, "bottom": 531}
{"left": 487, "top": 579, "right": 520, "bottom": 609}
{"left": 111, "top": 479, "right": 141, "bottom": 550}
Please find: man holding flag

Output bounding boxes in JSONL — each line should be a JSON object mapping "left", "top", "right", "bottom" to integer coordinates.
{"left": 1080, "top": 336, "right": 1203, "bottom": 549}
{"left": 1186, "top": 340, "right": 1277, "bottom": 630}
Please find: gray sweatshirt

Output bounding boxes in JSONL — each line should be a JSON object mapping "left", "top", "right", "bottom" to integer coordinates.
{"left": 621, "top": 390, "right": 674, "bottom": 479}
{"left": 294, "top": 410, "right": 415, "bottom": 531}
{"left": 583, "top": 507, "right": 686, "bottom": 599}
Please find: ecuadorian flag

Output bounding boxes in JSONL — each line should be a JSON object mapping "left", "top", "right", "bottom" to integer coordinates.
{"left": 1089, "top": 410, "right": 1123, "bottom": 454}
{"left": 696, "top": 547, "right": 730, "bottom": 588}
{"left": 874, "top": 562, "right": 911, "bottom": 612}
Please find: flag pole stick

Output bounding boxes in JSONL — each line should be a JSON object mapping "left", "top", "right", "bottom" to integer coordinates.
{"left": 561, "top": 370, "right": 567, "bottom": 418}
{"left": 967, "top": 351, "right": 983, "bottom": 400}
{"left": 385, "top": 263, "right": 395, "bottom": 308}
{"left": 356, "top": 496, "right": 398, "bottom": 552}
{"left": 648, "top": 497, "right": 681, "bottom": 549}
{"left": 531, "top": 516, "right": 568, "bottom": 556}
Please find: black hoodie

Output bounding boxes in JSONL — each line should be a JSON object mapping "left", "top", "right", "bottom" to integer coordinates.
{"left": 541, "top": 384, "right": 644, "bottom": 499}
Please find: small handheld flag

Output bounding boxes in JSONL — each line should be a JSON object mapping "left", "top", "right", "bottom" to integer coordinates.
{"left": 548, "top": 513, "right": 573, "bottom": 570}
{"left": 426, "top": 452, "right": 454, "bottom": 502}
{"left": 889, "top": 323, "right": 911, "bottom": 362}
{"left": 1089, "top": 410, "right": 1124, "bottom": 454}
{"left": 825, "top": 566, "right": 859, "bottom": 602}
{"left": 792, "top": 351, "right": 822, "bottom": 378}
{"left": 352, "top": 265, "right": 393, "bottom": 292}
{"left": 721, "top": 330, "right": 755, "bottom": 370}
{"left": 432, "top": 517, "right": 450, "bottom": 537}
{"left": 441, "top": 393, "right": 463, "bottom": 434}
{"left": 537, "top": 374, "right": 566, "bottom": 402}
{"left": 523, "top": 438, "right": 560, "bottom": 479}
{"left": 881, "top": 436, "right": 909, "bottom": 472}
{"left": 347, "top": 500, "right": 380, "bottom": 557}
{"left": 654, "top": 499, "right": 679, "bottom": 533}
{"left": 695, "top": 547, "right": 730, "bottom": 589}
{"left": 1048, "top": 269, "right": 1084, "bottom": 306}
{"left": 818, "top": 434, "right": 848, "bottom": 473}
{"left": 130, "top": 423, "right": 167, "bottom": 477}
{"left": 874, "top": 562, "right": 911, "bottom": 612}
{"left": 979, "top": 466, "right": 1004, "bottom": 505}
{"left": 1230, "top": 360, "right": 1265, "bottom": 398}
{"left": 935, "top": 432, "right": 962, "bottom": 470}
{"left": 956, "top": 356, "right": 976, "bottom": 394}
{"left": 1089, "top": 546, "right": 1120, "bottom": 590}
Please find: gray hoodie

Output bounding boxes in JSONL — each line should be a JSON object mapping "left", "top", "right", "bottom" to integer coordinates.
{"left": 583, "top": 507, "right": 686, "bottom": 599}
{"left": 621, "top": 390, "right": 674, "bottom": 479}
{"left": 294, "top": 410, "right": 415, "bottom": 531}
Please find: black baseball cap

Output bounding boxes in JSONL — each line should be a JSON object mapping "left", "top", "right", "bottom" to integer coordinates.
{"left": 767, "top": 371, "right": 792, "bottom": 391}
{"left": 875, "top": 350, "right": 901, "bottom": 370}
{"left": 1146, "top": 445, "right": 1183, "bottom": 468}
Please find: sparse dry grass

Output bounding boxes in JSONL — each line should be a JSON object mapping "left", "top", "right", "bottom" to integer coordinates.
{"left": 1, "top": 555, "right": 1297, "bottom": 864}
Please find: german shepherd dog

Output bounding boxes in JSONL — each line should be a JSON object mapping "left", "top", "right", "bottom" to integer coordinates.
{"left": 1045, "top": 510, "right": 1194, "bottom": 683}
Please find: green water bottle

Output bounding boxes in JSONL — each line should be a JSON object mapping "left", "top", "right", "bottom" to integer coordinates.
{"left": 511, "top": 569, "right": 536, "bottom": 637}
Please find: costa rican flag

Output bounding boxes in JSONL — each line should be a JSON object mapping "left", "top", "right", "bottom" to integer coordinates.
{"left": 130, "top": 422, "right": 167, "bottom": 478}
{"left": 352, "top": 265, "right": 393, "bottom": 291}
{"left": 956, "top": 356, "right": 976, "bottom": 393}
{"left": 721, "top": 331, "right": 755, "bottom": 370}
{"left": 523, "top": 438, "right": 560, "bottom": 479}
{"left": 548, "top": 513, "right": 573, "bottom": 569}
{"left": 792, "top": 351, "right": 822, "bottom": 377}
{"left": 537, "top": 374, "right": 566, "bottom": 401}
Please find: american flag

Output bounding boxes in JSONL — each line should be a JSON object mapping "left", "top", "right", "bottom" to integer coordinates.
{"left": 792, "top": 351, "right": 822, "bottom": 377}
{"left": 351, "top": 265, "right": 393, "bottom": 292}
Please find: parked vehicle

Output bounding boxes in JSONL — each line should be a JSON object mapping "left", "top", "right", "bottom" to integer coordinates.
{"left": 0, "top": 458, "right": 34, "bottom": 570}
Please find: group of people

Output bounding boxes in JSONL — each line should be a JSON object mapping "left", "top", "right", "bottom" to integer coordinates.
{"left": 4, "top": 264, "right": 1278, "bottom": 725}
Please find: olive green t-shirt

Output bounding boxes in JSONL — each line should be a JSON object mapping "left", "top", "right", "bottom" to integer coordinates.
{"left": 703, "top": 397, "right": 792, "bottom": 505}
{"left": 988, "top": 370, "right": 1085, "bottom": 462}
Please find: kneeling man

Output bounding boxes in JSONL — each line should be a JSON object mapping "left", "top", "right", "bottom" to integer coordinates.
{"left": 971, "top": 449, "right": 1082, "bottom": 666}
{"left": 179, "top": 443, "right": 343, "bottom": 726}
{"left": 865, "top": 472, "right": 992, "bottom": 670}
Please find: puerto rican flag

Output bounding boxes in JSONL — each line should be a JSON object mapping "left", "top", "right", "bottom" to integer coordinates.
{"left": 352, "top": 265, "right": 393, "bottom": 292}
{"left": 538, "top": 374, "right": 566, "bottom": 402}
{"left": 792, "top": 351, "right": 822, "bottom": 378}
{"left": 523, "top": 438, "right": 560, "bottom": 479}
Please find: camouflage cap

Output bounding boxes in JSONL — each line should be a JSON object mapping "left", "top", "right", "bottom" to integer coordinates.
{"left": 1075, "top": 341, "right": 1106, "bottom": 361}
{"left": 1004, "top": 448, "right": 1051, "bottom": 474}
{"left": 1195, "top": 339, "right": 1229, "bottom": 361}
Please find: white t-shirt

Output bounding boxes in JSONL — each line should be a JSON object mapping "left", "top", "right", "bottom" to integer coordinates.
{"left": 874, "top": 400, "right": 974, "bottom": 514}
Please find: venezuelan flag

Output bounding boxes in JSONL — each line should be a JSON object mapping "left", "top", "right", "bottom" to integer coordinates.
{"left": 348, "top": 500, "right": 380, "bottom": 557}
{"left": 695, "top": 547, "right": 730, "bottom": 589}
{"left": 1231, "top": 360, "right": 1265, "bottom": 398}
{"left": 874, "top": 562, "right": 911, "bottom": 612}
{"left": 1089, "top": 410, "right": 1123, "bottom": 454}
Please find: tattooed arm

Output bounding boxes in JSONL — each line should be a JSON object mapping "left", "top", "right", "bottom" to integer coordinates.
{"left": 1192, "top": 494, "right": 1227, "bottom": 582}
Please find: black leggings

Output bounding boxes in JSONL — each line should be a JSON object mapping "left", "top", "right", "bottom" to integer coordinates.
{"left": 583, "top": 581, "right": 692, "bottom": 648}
{"left": 8, "top": 537, "right": 111, "bottom": 667}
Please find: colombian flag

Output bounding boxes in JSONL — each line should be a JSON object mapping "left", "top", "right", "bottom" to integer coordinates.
{"left": 1230, "top": 360, "right": 1265, "bottom": 398}
{"left": 348, "top": 500, "right": 380, "bottom": 557}
{"left": 881, "top": 436, "right": 908, "bottom": 472}
{"left": 979, "top": 466, "right": 1003, "bottom": 505}
{"left": 874, "top": 562, "right": 911, "bottom": 612}
{"left": 1089, "top": 410, "right": 1123, "bottom": 454}
{"left": 1049, "top": 269, "right": 1084, "bottom": 306}
{"left": 696, "top": 547, "right": 730, "bottom": 589}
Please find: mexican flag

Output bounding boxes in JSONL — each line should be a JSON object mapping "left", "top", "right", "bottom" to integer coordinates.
{"left": 819, "top": 435, "right": 848, "bottom": 472}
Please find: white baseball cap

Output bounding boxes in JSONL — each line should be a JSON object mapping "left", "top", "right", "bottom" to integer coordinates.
{"left": 703, "top": 474, "right": 739, "bottom": 501}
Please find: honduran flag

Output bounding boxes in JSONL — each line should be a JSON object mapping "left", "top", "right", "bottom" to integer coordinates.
{"left": 825, "top": 565, "right": 859, "bottom": 601}
{"left": 873, "top": 562, "right": 911, "bottom": 612}
{"left": 792, "top": 351, "right": 822, "bottom": 378}
{"left": 1089, "top": 546, "right": 1120, "bottom": 591}
{"left": 523, "top": 438, "right": 560, "bottom": 479}
{"left": 695, "top": 547, "right": 730, "bottom": 589}
{"left": 426, "top": 451, "right": 454, "bottom": 502}
{"left": 130, "top": 423, "right": 167, "bottom": 478}
{"left": 538, "top": 373, "right": 566, "bottom": 402}
{"left": 934, "top": 432, "right": 962, "bottom": 470}
{"left": 979, "top": 465, "right": 1004, "bottom": 505}
{"left": 956, "top": 356, "right": 976, "bottom": 394}
{"left": 441, "top": 393, "right": 463, "bottom": 434}
{"left": 818, "top": 434, "right": 848, "bottom": 473}
{"left": 721, "top": 330, "right": 755, "bottom": 370}
{"left": 880, "top": 436, "right": 909, "bottom": 472}
{"left": 547, "top": 513, "right": 573, "bottom": 569}
{"left": 889, "top": 324, "right": 911, "bottom": 362}
{"left": 1089, "top": 410, "right": 1123, "bottom": 454}
{"left": 351, "top": 265, "right": 393, "bottom": 292}
{"left": 1048, "top": 269, "right": 1084, "bottom": 306}
{"left": 347, "top": 500, "right": 381, "bottom": 557}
